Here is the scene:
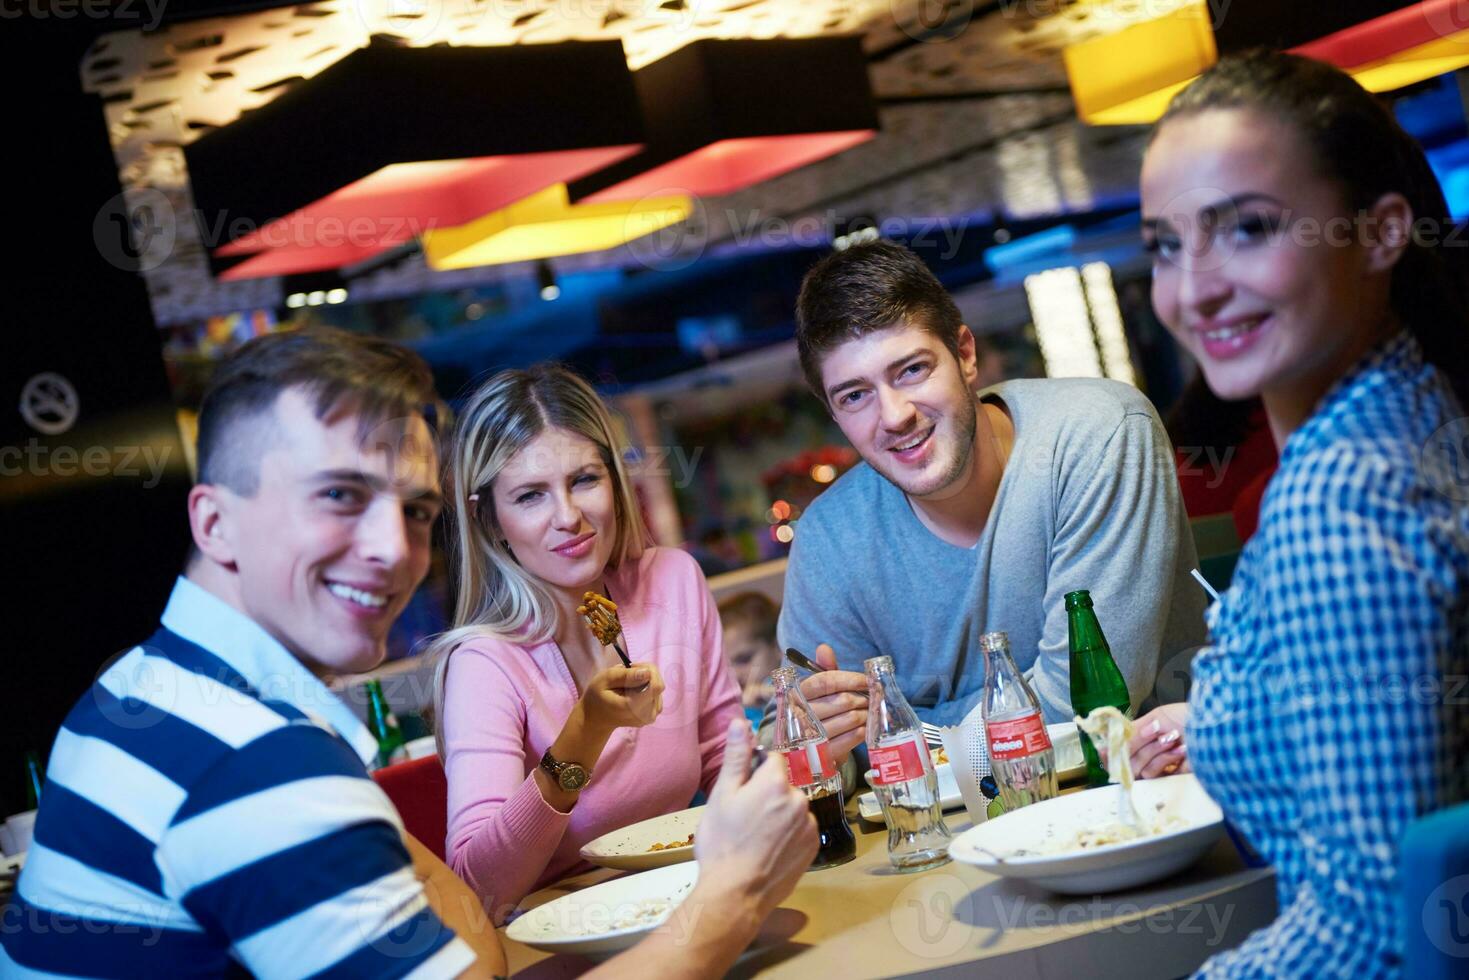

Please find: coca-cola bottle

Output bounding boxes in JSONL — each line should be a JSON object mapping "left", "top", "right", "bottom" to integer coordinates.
{"left": 980, "top": 631, "right": 1058, "bottom": 811}
{"left": 770, "top": 666, "right": 857, "bottom": 869}
{"left": 864, "top": 656, "right": 951, "bottom": 871}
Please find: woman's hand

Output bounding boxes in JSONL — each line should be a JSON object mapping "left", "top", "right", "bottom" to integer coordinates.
{"left": 538, "top": 664, "right": 667, "bottom": 813}
{"left": 1124, "top": 703, "right": 1190, "bottom": 778}
{"left": 579, "top": 663, "right": 665, "bottom": 735}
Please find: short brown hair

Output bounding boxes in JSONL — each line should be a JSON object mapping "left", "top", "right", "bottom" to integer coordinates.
{"left": 196, "top": 326, "right": 446, "bottom": 494}
{"left": 795, "top": 240, "right": 965, "bottom": 401}
{"left": 717, "top": 591, "right": 779, "bottom": 643}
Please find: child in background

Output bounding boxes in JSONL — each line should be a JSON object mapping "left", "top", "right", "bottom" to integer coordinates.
{"left": 718, "top": 592, "right": 784, "bottom": 724}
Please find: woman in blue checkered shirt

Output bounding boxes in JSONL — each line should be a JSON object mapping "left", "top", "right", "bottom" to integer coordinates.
{"left": 1132, "top": 51, "right": 1469, "bottom": 977}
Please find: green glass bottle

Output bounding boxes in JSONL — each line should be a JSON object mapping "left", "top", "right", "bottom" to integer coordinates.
{"left": 1066, "top": 590, "right": 1130, "bottom": 788}
{"left": 24, "top": 750, "right": 44, "bottom": 811}
{"left": 365, "top": 679, "right": 407, "bottom": 770}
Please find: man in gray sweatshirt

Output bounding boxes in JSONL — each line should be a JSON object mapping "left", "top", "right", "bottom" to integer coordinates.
{"left": 779, "top": 241, "right": 1207, "bottom": 763}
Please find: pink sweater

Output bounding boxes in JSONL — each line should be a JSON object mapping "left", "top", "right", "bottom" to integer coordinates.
{"left": 441, "top": 546, "right": 742, "bottom": 917}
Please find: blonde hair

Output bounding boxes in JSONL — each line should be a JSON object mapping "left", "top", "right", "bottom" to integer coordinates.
{"left": 428, "top": 364, "right": 650, "bottom": 754}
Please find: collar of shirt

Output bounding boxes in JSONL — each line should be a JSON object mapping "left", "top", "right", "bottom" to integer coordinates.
{"left": 1281, "top": 329, "right": 1420, "bottom": 462}
{"left": 160, "top": 576, "right": 379, "bottom": 767}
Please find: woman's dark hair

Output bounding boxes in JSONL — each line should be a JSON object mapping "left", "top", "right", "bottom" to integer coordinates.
{"left": 1155, "top": 50, "right": 1469, "bottom": 408}
{"left": 1165, "top": 373, "right": 1264, "bottom": 452}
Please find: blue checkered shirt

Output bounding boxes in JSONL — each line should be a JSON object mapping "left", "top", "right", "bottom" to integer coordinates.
{"left": 1188, "top": 331, "right": 1469, "bottom": 978}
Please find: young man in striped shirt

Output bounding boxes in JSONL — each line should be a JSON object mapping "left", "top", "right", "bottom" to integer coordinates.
{"left": 3, "top": 329, "right": 818, "bottom": 978}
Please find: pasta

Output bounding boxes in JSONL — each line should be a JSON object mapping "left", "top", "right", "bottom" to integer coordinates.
{"left": 1014, "top": 707, "right": 1182, "bottom": 856}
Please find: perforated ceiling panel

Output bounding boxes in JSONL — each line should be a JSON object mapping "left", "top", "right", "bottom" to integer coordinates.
{"left": 87, "top": 0, "right": 1173, "bottom": 325}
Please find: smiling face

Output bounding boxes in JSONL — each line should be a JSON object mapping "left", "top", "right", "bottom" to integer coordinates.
{"left": 818, "top": 321, "right": 980, "bottom": 500}
{"left": 489, "top": 426, "right": 618, "bottom": 596}
{"left": 1141, "top": 107, "right": 1398, "bottom": 413}
{"left": 217, "top": 388, "right": 442, "bottom": 676}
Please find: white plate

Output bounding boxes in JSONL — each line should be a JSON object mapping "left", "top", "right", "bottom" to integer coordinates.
{"left": 579, "top": 806, "right": 704, "bottom": 872}
{"left": 857, "top": 723, "right": 1084, "bottom": 822}
{"left": 506, "top": 861, "right": 699, "bottom": 958}
{"left": 949, "top": 772, "right": 1225, "bottom": 894}
{"left": 404, "top": 735, "right": 438, "bottom": 760}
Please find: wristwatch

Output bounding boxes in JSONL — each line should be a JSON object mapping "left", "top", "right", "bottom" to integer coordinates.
{"left": 539, "top": 748, "right": 591, "bottom": 792}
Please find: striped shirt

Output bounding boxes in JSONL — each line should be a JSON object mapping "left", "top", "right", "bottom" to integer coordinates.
{"left": 1, "top": 577, "right": 474, "bottom": 979}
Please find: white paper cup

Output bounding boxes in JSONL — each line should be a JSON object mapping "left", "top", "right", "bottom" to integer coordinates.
{"left": 939, "top": 721, "right": 991, "bottom": 825}
{"left": 5, "top": 810, "right": 37, "bottom": 856}
{"left": 404, "top": 736, "right": 438, "bottom": 760}
{"left": 0, "top": 824, "right": 14, "bottom": 857}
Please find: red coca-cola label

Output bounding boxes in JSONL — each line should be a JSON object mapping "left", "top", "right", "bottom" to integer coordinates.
{"left": 783, "top": 740, "right": 836, "bottom": 787}
{"left": 869, "top": 736, "right": 927, "bottom": 786}
{"left": 986, "top": 712, "right": 1052, "bottom": 760}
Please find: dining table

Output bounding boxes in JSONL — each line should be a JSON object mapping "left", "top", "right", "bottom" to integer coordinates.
{"left": 497, "top": 779, "right": 1278, "bottom": 979}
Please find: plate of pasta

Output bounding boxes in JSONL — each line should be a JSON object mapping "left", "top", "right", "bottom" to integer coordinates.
{"left": 580, "top": 806, "right": 704, "bottom": 871}
{"left": 950, "top": 708, "right": 1223, "bottom": 892}
{"left": 949, "top": 771, "right": 1224, "bottom": 893}
{"left": 507, "top": 861, "right": 699, "bottom": 958}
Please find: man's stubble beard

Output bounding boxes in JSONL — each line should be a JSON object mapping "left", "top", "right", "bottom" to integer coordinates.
{"left": 872, "top": 397, "right": 978, "bottom": 501}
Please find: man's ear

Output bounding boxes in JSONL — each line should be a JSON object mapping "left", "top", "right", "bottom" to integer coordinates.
{"left": 956, "top": 324, "right": 980, "bottom": 387}
{"left": 1365, "top": 191, "right": 1414, "bottom": 275}
{"left": 188, "top": 483, "right": 237, "bottom": 569}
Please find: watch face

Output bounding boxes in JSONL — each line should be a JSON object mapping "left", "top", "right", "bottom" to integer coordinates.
{"left": 558, "top": 765, "right": 589, "bottom": 791}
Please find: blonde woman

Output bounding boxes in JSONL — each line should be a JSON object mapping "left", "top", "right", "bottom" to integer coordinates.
{"left": 430, "top": 364, "right": 742, "bottom": 919}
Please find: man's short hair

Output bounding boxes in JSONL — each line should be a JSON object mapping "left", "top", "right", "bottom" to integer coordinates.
{"left": 795, "top": 240, "right": 965, "bottom": 402}
{"left": 195, "top": 327, "right": 445, "bottom": 495}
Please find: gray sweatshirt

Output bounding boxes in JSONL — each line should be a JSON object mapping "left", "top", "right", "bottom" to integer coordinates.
{"left": 777, "top": 377, "right": 1208, "bottom": 726}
